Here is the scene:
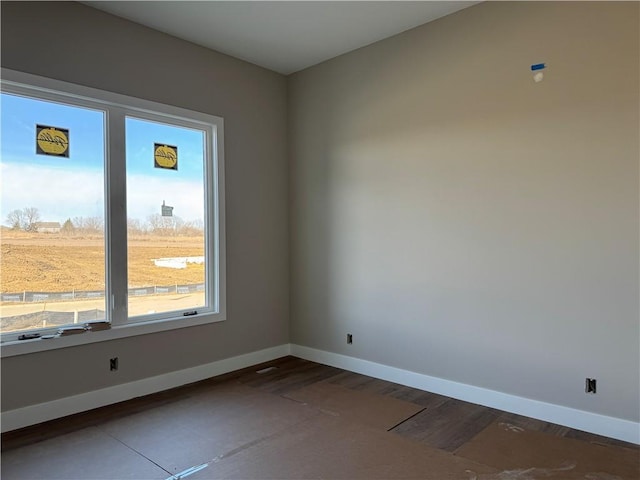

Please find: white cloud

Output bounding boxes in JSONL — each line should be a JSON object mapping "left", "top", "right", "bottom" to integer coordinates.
{"left": 127, "top": 174, "right": 204, "bottom": 221}
{"left": 0, "top": 163, "right": 204, "bottom": 225}
{"left": 1, "top": 163, "right": 103, "bottom": 223}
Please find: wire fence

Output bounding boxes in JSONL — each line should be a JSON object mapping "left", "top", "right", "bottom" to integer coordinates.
{"left": 1, "top": 283, "right": 205, "bottom": 303}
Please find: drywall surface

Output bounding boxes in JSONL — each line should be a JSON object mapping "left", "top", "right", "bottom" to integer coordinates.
{"left": 1, "top": 1, "right": 289, "bottom": 410}
{"left": 289, "top": 2, "right": 640, "bottom": 422}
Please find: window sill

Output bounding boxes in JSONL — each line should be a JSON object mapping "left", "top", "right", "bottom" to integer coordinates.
{"left": 0, "top": 312, "right": 225, "bottom": 358}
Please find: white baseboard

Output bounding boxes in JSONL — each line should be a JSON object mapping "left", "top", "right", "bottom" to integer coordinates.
{"left": 1, "top": 344, "right": 291, "bottom": 433}
{"left": 4, "top": 343, "right": 638, "bottom": 445}
{"left": 290, "top": 344, "right": 640, "bottom": 445}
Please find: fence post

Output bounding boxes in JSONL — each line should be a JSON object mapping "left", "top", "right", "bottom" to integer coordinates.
{"left": 74, "top": 311, "right": 79, "bottom": 324}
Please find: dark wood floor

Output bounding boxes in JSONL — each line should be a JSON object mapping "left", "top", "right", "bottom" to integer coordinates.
{"left": 3, "top": 355, "right": 636, "bottom": 456}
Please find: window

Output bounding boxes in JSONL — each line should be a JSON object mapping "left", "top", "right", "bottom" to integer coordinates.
{"left": 125, "top": 117, "right": 208, "bottom": 320}
{"left": 0, "top": 69, "right": 225, "bottom": 351}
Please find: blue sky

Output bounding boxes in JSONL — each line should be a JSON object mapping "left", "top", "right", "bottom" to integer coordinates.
{"left": 0, "top": 92, "right": 205, "bottom": 226}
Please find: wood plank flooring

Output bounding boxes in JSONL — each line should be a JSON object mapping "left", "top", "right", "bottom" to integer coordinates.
{"left": 2, "top": 355, "right": 638, "bottom": 478}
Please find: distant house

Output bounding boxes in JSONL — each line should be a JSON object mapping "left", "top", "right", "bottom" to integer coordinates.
{"left": 34, "top": 222, "right": 61, "bottom": 233}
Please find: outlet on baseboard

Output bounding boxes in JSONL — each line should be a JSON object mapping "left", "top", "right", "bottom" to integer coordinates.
{"left": 346, "top": 334, "right": 353, "bottom": 345}
{"left": 110, "top": 357, "right": 119, "bottom": 371}
{"left": 585, "top": 378, "right": 596, "bottom": 394}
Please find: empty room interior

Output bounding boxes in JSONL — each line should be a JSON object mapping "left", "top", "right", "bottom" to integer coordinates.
{"left": 1, "top": 1, "right": 639, "bottom": 479}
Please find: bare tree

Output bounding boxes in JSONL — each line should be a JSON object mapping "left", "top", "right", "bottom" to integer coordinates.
{"left": 172, "top": 216, "right": 185, "bottom": 233}
{"left": 72, "top": 216, "right": 104, "bottom": 234}
{"left": 82, "top": 216, "right": 103, "bottom": 233}
{"left": 5, "top": 209, "right": 24, "bottom": 230}
{"left": 22, "top": 207, "right": 41, "bottom": 231}
{"left": 5, "top": 207, "right": 40, "bottom": 231}
{"left": 179, "top": 219, "right": 205, "bottom": 236}
{"left": 146, "top": 213, "right": 164, "bottom": 233}
{"left": 191, "top": 219, "right": 204, "bottom": 231}
{"left": 146, "top": 214, "right": 184, "bottom": 236}
{"left": 127, "top": 217, "right": 145, "bottom": 235}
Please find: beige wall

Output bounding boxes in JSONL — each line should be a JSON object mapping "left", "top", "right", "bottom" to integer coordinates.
{"left": 2, "top": 1, "right": 638, "bottom": 426}
{"left": 289, "top": 2, "right": 639, "bottom": 421}
{"left": 1, "top": 2, "right": 289, "bottom": 410}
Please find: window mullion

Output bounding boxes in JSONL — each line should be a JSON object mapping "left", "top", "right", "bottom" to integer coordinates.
{"left": 106, "top": 107, "right": 128, "bottom": 326}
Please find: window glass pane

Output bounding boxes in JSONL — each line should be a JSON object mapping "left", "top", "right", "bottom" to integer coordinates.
{"left": 125, "top": 117, "right": 206, "bottom": 319}
{"left": 0, "top": 93, "right": 106, "bottom": 334}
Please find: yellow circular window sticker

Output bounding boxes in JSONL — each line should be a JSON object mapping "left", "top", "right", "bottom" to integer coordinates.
{"left": 36, "top": 125, "right": 69, "bottom": 157}
{"left": 154, "top": 144, "right": 178, "bottom": 170}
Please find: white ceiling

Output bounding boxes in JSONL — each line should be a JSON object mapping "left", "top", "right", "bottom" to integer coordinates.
{"left": 85, "top": 1, "right": 479, "bottom": 75}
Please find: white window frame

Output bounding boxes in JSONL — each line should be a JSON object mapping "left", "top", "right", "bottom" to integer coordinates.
{"left": 0, "top": 69, "right": 226, "bottom": 357}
